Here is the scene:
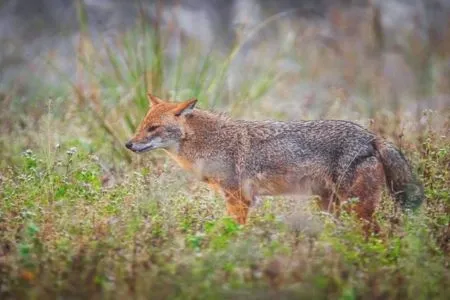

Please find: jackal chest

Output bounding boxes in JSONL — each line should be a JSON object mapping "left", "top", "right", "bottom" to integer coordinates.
{"left": 167, "top": 153, "right": 232, "bottom": 183}
{"left": 193, "top": 158, "right": 233, "bottom": 182}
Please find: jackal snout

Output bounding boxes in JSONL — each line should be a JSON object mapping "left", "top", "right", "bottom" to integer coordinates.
{"left": 125, "top": 139, "right": 155, "bottom": 153}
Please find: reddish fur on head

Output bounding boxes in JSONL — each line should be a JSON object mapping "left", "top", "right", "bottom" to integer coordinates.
{"left": 125, "top": 93, "right": 197, "bottom": 153}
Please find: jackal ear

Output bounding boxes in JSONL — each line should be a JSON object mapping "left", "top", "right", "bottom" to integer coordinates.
{"left": 173, "top": 98, "right": 197, "bottom": 116}
{"left": 147, "top": 93, "right": 164, "bottom": 106}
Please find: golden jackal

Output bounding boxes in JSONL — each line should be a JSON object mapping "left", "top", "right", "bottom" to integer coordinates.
{"left": 126, "top": 94, "right": 423, "bottom": 225}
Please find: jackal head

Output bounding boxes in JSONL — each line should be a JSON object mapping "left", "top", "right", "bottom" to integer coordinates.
{"left": 125, "top": 93, "right": 197, "bottom": 153}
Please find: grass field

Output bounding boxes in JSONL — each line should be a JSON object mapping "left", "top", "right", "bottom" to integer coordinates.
{"left": 0, "top": 12, "right": 449, "bottom": 299}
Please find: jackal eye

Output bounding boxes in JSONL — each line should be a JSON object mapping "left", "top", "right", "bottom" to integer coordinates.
{"left": 147, "top": 125, "right": 159, "bottom": 132}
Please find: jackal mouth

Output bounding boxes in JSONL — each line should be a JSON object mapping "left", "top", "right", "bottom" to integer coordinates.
{"left": 133, "top": 145, "right": 154, "bottom": 153}
{"left": 125, "top": 142, "right": 154, "bottom": 153}
{"left": 134, "top": 146, "right": 153, "bottom": 153}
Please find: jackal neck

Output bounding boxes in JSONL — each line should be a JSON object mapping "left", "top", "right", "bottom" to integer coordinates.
{"left": 169, "top": 109, "right": 233, "bottom": 160}
{"left": 185, "top": 110, "right": 231, "bottom": 134}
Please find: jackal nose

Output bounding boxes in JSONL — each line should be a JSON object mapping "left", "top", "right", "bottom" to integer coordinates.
{"left": 125, "top": 141, "right": 133, "bottom": 149}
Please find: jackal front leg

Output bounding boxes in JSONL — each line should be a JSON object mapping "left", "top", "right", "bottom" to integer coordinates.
{"left": 223, "top": 189, "right": 251, "bottom": 225}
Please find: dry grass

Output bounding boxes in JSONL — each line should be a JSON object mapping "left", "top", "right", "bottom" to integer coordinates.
{"left": 0, "top": 5, "right": 449, "bottom": 299}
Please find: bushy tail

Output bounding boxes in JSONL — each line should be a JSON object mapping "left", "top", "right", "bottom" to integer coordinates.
{"left": 375, "top": 140, "right": 424, "bottom": 210}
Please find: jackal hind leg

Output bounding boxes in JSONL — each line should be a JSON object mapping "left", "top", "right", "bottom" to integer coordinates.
{"left": 223, "top": 189, "right": 252, "bottom": 225}
{"left": 337, "top": 156, "right": 385, "bottom": 232}
{"left": 311, "top": 186, "right": 339, "bottom": 214}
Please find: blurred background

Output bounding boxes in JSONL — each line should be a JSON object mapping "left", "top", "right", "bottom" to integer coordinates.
{"left": 0, "top": 0, "right": 449, "bottom": 164}
{"left": 1, "top": 2, "right": 449, "bottom": 298}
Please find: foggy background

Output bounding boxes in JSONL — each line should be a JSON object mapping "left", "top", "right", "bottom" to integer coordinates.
{"left": 0, "top": 3, "right": 449, "bottom": 297}
{"left": 1, "top": 0, "right": 449, "bottom": 127}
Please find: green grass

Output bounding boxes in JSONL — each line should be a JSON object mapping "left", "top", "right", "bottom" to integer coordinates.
{"left": 0, "top": 128, "right": 448, "bottom": 299}
{"left": 0, "top": 14, "right": 449, "bottom": 299}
